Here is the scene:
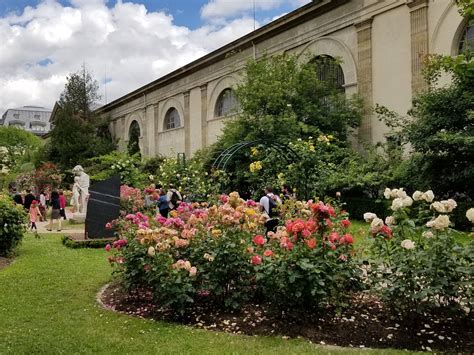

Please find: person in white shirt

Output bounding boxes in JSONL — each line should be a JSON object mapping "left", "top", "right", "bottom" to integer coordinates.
{"left": 259, "top": 186, "right": 281, "bottom": 234}
{"left": 166, "top": 184, "right": 182, "bottom": 210}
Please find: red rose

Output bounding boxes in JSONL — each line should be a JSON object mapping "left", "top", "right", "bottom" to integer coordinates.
{"left": 305, "top": 219, "right": 317, "bottom": 232}
{"left": 342, "top": 233, "right": 354, "bottom": 244}
{"left": 251, "top": 255, "right": 262, "bottom": 265}
{"left": 329, "top": 232, "right": 340, "bottom": 243}
{"left": 301, "top": 229, "right": 311, "bottom": 238}
{"left": 292, "top": 220, "right": 305, "bottom": 233}
{"left": 305, "top": 238, "right": 317, "bottom": 249}
{"left": 328, "top": 206, "right": 336, "bottom": 217}
{"left": 341, "top": 219, "right": 351, "bottom": 228}
{"left": 253, "top": 234, "right": 266, "bottom": 246}
{"left": 263, "top": 249, "right": 273, "bottom": 257}
{"left": 381, "top": 225, "right": 393, "bottom": 238}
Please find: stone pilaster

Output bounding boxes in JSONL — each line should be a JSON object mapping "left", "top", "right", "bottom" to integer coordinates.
{"left": 184, "top": 91, "right": 191, "bottom": 157}
{"left": 120, "top": 116, "right": 126, "bottom": 151}
{"left": 200, "top": 84, "right": 208, "bottom": 149}
{"left": 145, "top": 104, "right": 155, "bottom": 157}
{"left": 408, "top": 0, "right": 429, "bottom": 94}
{"left": 355, "top": 18, "right": 373, "bottom": 144}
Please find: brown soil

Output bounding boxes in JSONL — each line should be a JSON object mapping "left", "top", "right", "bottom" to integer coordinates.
{"left": 0, "top": 256, "right": 13, "bottom": 270}
{"left": 100, "top": 283, "right": 474, "bottom": 353}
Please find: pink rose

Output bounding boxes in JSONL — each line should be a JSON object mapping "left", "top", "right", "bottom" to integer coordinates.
{"left": 341, "top": 219, "right": 351, "bottom": 228}
{"left": 251, "top": 255, "right": 262, "bottom": 265}
{"left": 105, "top": 244, "right": 111, "bottom": 252}
{"left": 253, "top": 234, "right": 265, "bottom": 246}
{"left": 263, "top": 249, "right": 273, "bottom": 257}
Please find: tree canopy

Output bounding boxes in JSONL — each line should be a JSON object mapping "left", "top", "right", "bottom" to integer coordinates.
{"left": 0, "top": 127, "right": 43, "bottom": 170}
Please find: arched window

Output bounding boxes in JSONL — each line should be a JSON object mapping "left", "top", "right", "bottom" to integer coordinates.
{"left": 458, "top": 23, "right": 474, "bottom": 54}
{"left": 215, "top": 88, "right": 239, "bottom": 117}
{"left": 312, "top": 55, "right": 345, "bottom": 92}
{"left": 163, "top": 108, "right": 181, "bottom": 130}
{"left": 128, "top": 120, "right": 141, "bottom": 155}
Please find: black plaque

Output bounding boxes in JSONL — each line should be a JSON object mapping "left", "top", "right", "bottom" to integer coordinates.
{"left": 85, "top": 175, "right": 121, "bottom": 239}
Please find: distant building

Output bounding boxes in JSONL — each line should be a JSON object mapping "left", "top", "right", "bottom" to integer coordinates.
{"left": 0, "top": 106, "right": 52, "bottom": 136}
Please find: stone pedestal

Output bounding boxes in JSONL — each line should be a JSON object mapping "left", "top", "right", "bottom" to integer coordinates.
{"left": 70, "top": 213, "right": 86, "bottom": 224}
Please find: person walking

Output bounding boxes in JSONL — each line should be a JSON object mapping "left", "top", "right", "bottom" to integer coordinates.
{"left": 39, "top": 191, "right": 47, "bottom": 222}
{"left": 157, "top": 189, "right": 170, "bottom": 217}
{"left": 11, "top": 188, "right": 23, "bottom": 206}
{"left": 59, "top": 190, "right": 67, "bottom": 220}
{"left": 29, "top": 200, "right": 42, "bottom": 233}
{"left": 47, "top": 190, "right": 62, "bottom": 232}
{"left": 259, "top": 186, "right": 281, "bottom": 234}
{"left": 24, "top": 189, "right": 35, "bottom": 211}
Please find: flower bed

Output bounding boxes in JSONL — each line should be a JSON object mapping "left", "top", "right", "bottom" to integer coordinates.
{"left": 106, "top": 192, "right": 360, "bottom": 315}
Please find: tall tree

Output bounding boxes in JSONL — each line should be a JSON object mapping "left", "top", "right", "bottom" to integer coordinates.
{"left": 49, "top": 66, "right": 115, "bottom": 170}
{"left": 0, "top": 127, "right": 43, "bottom": 170}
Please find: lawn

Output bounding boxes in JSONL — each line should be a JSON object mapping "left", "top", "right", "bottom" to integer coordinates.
{"left": 0, "top": 234, "right": 408, "bottom": 354}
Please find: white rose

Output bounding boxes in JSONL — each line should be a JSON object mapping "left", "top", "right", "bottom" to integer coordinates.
{"left": 147, "top": 246, "right": 155, "bottom": 257}
{"left": 466, "top": 208, "right": 474, "bottom": 223}
{"left": 383, "top": 188, "right": 391, "bottom": 199}
{"left": 423, "top": 190, "right": 434, "bottom": 203}
{"left": 426, "top": 215, "right": 450, "bottom": 230}
{"left": 390, "top": 188, "right": 400, "bottom": 199}
{"left": 443, "top": 199, "right": 457, "bottom": 212}
{"left": 397, "top": 188, "right": 408, "bottom": 199}
{"left": 385, "top": 216, "right": 396, "bottom": 226}
{"left": 412, "top": 191, "right": 423, "bottom": 201}
{"left": 401, "top": 239, "right": 415, "bottom": 250}
{"left": 431, "top": 201, "right": 446, "bottom": 213}
{"left": 363, "top": 212, "right": 377, "bottom": 223}
{"left": 402, "top": 197, "right": 413, "bottom": 207}
{"left": 370, "top": 218, "right": 384, "bottom": 233}
{"left": 391, "top": 198, "right": 404, "bottom": 211}
{"left": 422, "top": 231, "right": 434, "bottom": 238}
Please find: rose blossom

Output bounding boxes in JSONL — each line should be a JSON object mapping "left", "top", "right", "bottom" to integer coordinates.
{"left": 383, "top": 188, "right": 392, "bottom": 199}
{"left": 422, "top": 231, "right": 434, "bottom": 238}
{"left": 401, "top": 239, "right": 415, "bottom": 250}
{"left": 251, "top": 255, "right": 262, "bottom": 265}
{"left": 105, "top": 244, "right": 111, "bottom": 252}
{"left": 305, "top": 238, "right": 317, "bottom": 249}
{"left": 396, "top": 189, "right": 408, "bottom": 199}
{"left": 426, "top": 215, "right": 450, "bottom": 230}
{"left": 341, "top": 219, "right": 351, "bottom": 228}
{"left": 423, "top": 190, "right": 434, "bottom": 203}
{"left": 466, "top": 208, "right": 474, "bottom": 223}
{"left": 363, "top": 212, "right": 377, "bottom": 223}
{"left": 412, "top": 191, "right": 423, "bottom": 201}
{"left": 147, "top": 246, "right": 155, "bottom": 257}
{"left": 253, "top": 235, "right": 266, "bottom": 246}
{"left": 385, "top": 216, "right": 396, "bottom": 226}
{"left": 370, "top": 218, "right": 384, "bottom": 233}
{"left": 189, "top": 266, "right": 197, "bottom": 277}
{"left": 380, "top": 225, "right": 393, "bottom": 238}
{"left": 341, "top": 233, "right": 354, "bottom": 244}
{"left": 391, "top": 198, "right": 404, "bottom": 211}
{"left": 329, "top": 232, "right": 340, "bottom": 243}
{"left": 263, "top": 249, "right": 274, "bottom": 257}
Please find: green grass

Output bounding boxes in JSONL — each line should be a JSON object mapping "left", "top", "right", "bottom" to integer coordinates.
{"left": 0, "top": 234, "right": 409, "bottom": 354}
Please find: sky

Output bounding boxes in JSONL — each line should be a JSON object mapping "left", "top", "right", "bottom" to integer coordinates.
{"left": 0, "top": 0, "right": 310, "bottom": 117}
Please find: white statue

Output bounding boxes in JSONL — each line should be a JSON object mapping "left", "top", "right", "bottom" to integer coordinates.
{"left": 72, "top": 165, "right": 90, "bottom": 215}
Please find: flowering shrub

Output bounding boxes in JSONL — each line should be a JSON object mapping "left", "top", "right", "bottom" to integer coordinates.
{"left": 254, "top": 199, "right": 361, "bottom": 313}
{"left": 120, "top": 185, "right": 145, "bottom": 213}
{"left": 107, "top": 193, "right": 363, "bottom": 316}
{"left": 0, "top": 194, "right": 27, "bottom": 257}
{"left": 107, "top": 192, "right": 266, "bottom": 314}
{"left": 364, "top": 188, "right": 474, "bottom": 320}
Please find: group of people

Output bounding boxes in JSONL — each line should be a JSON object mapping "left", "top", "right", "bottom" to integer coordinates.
{"left": 10, "top": 187, "right": 67, "bottom": 232}
{"left": 259, "top": 185, "right": 294, "bottom": 234}
{"left": 145, "top": 184, "right": 182, "bottom": 218}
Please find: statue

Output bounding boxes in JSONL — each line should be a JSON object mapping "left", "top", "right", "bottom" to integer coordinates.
{"left": 72, "top": 165, "right": 90, "bottom": 215}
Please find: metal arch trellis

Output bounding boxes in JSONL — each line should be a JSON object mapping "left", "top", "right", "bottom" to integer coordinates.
{"left": 211, "top": 140, "right": 299, "bottom": 171}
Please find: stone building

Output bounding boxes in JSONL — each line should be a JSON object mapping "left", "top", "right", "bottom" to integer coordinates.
{"left": 0, "top": 106, "right": 52, "bottom": 136}
{"left": 96, "top": 0, "right": 471, "bottom": 158}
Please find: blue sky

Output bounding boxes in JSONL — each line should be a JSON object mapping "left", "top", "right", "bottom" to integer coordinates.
{"left": 0, "top": 0, "right": 309, "bottom": 115}
{"left": 0, "top": 0, "right": 306, "bottom": 29}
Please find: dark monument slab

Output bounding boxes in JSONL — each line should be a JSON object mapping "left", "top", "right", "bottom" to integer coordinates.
{"left": 85, "top": 175, "right": 121, "bottom": 239}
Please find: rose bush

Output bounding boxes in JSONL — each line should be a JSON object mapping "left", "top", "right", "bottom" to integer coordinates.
{"left": 107, "top": 192, "right": 362, "bottom": 316}
{"left": 0, "top": 193, "right": 27, "bottom": 257}
{"left": 363, "top": 188, "right": 474, "bottom": 321}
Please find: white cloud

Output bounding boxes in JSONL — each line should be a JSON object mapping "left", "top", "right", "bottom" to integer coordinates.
{"left": 201, "top": 0, "right": 285, "bottom": 20}
{"left": 0, "top": 0, "right": 258, "bottom": 116}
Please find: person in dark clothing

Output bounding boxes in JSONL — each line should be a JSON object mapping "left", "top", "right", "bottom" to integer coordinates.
{"left": 11, "top": 188, "right": 23, "bottom": 206}
{"left": 24, "top": 189, "right": 35, "bottom": 210}
{"left": 47, "top": 190, "right": 62, "bottom": 231}
{"left": 157, "top": 188, "right": 169, "bottom": 217}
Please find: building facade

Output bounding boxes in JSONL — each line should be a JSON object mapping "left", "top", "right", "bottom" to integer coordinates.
{"left": 96, "top": 0, "right": 470, "bottom": 158}
{"left": 0, "top": 106, "right": 52, "bottom": 136}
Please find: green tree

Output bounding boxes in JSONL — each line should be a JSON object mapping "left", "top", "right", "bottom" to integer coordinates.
{"left": 0, "top": 127, "right": 43, "bottom": 170}
{"left": 49, "top": 67, "right": 115, "bottom": 170}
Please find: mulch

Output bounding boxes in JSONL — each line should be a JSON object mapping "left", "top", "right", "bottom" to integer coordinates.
{"left": 100, "top": 283, "right": 474, "bottom": 353}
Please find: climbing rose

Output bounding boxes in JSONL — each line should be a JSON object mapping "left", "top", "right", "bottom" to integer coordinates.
{"left": 251, "top": 255, "right": 262, "bottom": 265}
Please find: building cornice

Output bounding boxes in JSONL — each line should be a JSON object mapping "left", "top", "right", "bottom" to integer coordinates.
{"left": 95, "top": 0, "right": 349, "bottom": 114}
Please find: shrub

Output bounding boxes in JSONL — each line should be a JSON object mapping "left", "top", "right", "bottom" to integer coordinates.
{"left": 363, "top": 188, "right": 474, "bottom": 321}
{"left": 0, "top": 194, "right": 27, "bottom": 257}
{"left": 255, "top": 200, "right": 362, "bottom": 313}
